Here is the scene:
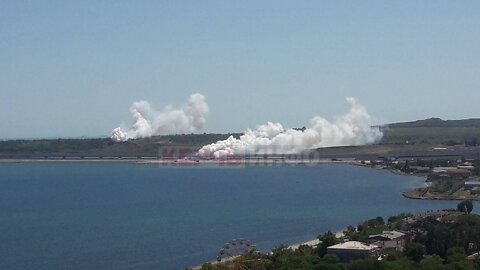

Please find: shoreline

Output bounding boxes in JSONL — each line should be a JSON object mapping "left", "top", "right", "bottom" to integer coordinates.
{"left": 0, "top": 158, "right": 142, "bottom": 163}
{"left": 285, "top": 229, "right": 345, "bottom": 251}
{"left": 0, "top": 158, "right": 361, "bottom": 165}
{"left": 402, "top": 190, "right": 480, "bottom": 201}
{"left": 189, "top": 230, "right": 344, "bottom": 270}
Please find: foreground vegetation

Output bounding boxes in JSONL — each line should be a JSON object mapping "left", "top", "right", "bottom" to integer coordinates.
{"left": 199, "top": 203, "right": 480, "bottom": 270}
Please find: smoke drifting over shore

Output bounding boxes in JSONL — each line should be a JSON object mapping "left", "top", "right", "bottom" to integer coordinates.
{"left": 198, "top": 97, "right": 382, "bottom": 158}
{"left": 111, "top": 94, "right": 209, "bottom": 142}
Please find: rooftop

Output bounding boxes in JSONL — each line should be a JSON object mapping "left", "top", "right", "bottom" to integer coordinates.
{"left": 465, "top": 180, "right": 480, "bottom": 185}
{"left": 327, "top": 241, "right": 377, "bottom": 251}
{"left": 433, "top": 167, "right": 471, "bottom": 174}
{"left": 369, "top": 231, "right": 405, "bottom": 240}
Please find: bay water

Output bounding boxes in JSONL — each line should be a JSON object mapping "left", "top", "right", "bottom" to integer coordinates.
{"left": 0, "top": 163, "right": 463, "bottom": 269}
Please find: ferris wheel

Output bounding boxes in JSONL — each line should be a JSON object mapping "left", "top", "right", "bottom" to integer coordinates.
{"left": 217, "top": 238, "right": 258, "bottom": 262}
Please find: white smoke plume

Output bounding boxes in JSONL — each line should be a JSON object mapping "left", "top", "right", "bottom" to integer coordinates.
{"left": 198, "top": 97, "right": 382, "bottom": 158}
{"left": 111, "top": 93, "right": 209, "bottom": 142}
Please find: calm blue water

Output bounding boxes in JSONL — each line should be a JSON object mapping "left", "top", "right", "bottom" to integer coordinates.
{"left": 0, "top": 163, "right": 465, "bottom": 270}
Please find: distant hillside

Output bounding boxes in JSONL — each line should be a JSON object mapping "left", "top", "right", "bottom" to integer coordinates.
{"left": 388, "top": 117, "right": 480, "bottom": 128}
{"left": 0, "top": 133, "right": 241, "bottom": 158}
{"left": 381, "top": 118, "right": 480, "bottom": 145}
{"left": 1, "top": 118, "right": 480, "bottom": 158}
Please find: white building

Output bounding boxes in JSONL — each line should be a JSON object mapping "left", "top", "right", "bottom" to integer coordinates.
{"left": 327, "top": 241, "right": 378, "bottom": 262}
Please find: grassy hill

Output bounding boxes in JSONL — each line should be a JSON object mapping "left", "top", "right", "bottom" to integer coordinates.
{"left": 381, "top": 118, "right": 480, "bottom": 145}
{"left": 388, "top": 117, "right": 480, "bottom": 128}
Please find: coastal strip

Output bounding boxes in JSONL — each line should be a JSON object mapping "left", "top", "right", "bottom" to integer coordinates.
{"left": 188, "top": 230, "right": 345, "bottom": 270}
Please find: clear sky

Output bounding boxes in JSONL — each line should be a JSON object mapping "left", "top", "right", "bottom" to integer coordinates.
{"left": 1, "top": 1, "right": 479, "bottom": 139}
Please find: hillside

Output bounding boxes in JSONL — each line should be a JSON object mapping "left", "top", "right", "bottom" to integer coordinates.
{"left": 0, "top": 133, "right": 241, "bottom": 158}
{"left": 1, "top": 118, "right": 479, "bottom": 158}
{"left": 388, "top": 117, "right": 480, "bottom": 128}
{"left": 381, "top": 118, "right": 480, "bottom": 145}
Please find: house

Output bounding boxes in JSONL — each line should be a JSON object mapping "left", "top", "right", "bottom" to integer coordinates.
{"left": 368, "top": 231, "right": 408, "bottom": 252}
{"left": 327, "top": 241, "right": 378, "bottom": 262}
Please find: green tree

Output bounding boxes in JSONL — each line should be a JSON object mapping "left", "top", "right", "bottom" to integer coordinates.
{"left": 347, "top": 259, "right": 384, "bottom": 270}
{"left": 457, "top": 200, "right": 474, "bottom": 214}
{"left": 458, "top": 201, "right": 467, "bottom": 213}
{"left": 374, "top": 216, "right": 384, "bottom": 226}
{"left": 419, "top": 255, "right": 445, "bottom": 270}
{"left": 447, "top": 247, "right": 467, "bottom": 264}
{"left": 404, "top": 243, "right": 425, "bottom": 262}
{"left": 383, "top": 258, "right": 416, "bottom": 270}
{"left": 466, "top": 200, "right": 474, "bottom": 214}
{"left": 317, "top": 231, "right": 339, "bottom": 257}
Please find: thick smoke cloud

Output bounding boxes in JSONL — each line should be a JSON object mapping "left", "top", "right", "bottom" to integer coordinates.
{"left": 111, "top": 94, "right": 209, "bottom": 142}
{"left": 198, "top": 97, "right": 382, "bottom": 158}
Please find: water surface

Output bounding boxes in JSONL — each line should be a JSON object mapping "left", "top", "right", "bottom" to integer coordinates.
{"left": 0, "top": 163, "right": 463, "bottom": 269}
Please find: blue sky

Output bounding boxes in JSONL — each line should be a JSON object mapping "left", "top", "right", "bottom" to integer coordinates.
{"left": 1, "top": 1, "right": 479, "bottom": 139}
